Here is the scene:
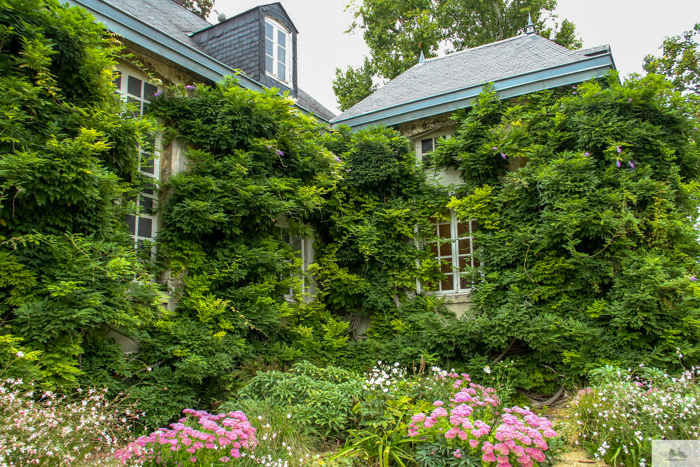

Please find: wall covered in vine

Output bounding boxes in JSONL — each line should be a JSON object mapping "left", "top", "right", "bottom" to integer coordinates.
{"left": 439, "top": 77, "right": 700, "bottom": 390}
{"left": 3, "top": 0, "right": 700, "bottom": 430}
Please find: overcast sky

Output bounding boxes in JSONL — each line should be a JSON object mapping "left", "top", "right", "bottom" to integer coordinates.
{"left": 210, "top": 0, "right": 700, "bottom": 115}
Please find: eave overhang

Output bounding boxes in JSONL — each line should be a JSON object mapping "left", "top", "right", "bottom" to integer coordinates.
{"left": 66, "top": 0, "right": 329, "bottom": 123}
{"left": 331, "top": 53, "right": 615, "bottom": 131}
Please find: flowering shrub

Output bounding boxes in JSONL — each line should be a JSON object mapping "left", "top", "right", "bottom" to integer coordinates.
{"left": 0, "top": 378, "right": 138, "bottom": 466}
{"left": 562, "top": 365, "right": 700, "bottom": 467}
{"left": 408, "top": 372, "right": 557, "bottom": 467}
{"left": 116, "top": 409, "right": 257, "bottom": 465}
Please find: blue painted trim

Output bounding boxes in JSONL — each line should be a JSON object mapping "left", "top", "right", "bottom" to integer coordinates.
{"left": 65, "top": 0, "right": 329, "bottom": 122}
{"left": 332, "top": 54, "right": 614, "bottom": 130}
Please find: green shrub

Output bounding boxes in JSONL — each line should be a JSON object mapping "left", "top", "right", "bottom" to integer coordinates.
{"left": 232, "top": 361, "right": 363, "bottom": 438}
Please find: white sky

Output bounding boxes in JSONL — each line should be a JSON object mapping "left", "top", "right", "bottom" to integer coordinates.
{"left": 210, "top": 0, "right": 700, "bottom": 115}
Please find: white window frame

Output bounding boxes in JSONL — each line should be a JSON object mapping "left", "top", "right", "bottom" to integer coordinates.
{"left": 423, "top": 210, "right": 479, "bottom": 295}
{"left": 416, "top": 133, "right": 452, "bottom": 165}
{"left": 265, "top": 17, "right": 292, "bottom": 85}
{"left": 281, "top": 233, "right": 308, "bottom": 301}
{"left": 114, "top": 66, "right": 161, "bottom": 248}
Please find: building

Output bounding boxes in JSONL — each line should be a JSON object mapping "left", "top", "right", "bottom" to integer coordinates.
{"left": 66, "top": 0, "right": 332, "bottom": 320}
{"left": 331, "top": 22, "right": 616, "bottom": 314}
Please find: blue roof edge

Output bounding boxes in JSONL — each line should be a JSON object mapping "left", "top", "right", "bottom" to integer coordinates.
{"left": 66, "top": 0, "right": 329, "bottom": 123}
{"left": 331, "top": 53, "right": 615, "bottom": 131}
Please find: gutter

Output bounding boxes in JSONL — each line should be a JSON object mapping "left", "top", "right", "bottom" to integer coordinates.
{"left": 331, "top": 53, "right": 615, "bottom": 131}
{"left": 66, "top": 0, "right": 329, "bottom": 123}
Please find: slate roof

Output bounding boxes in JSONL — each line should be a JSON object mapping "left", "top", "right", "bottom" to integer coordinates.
{"left": 332, "top": 34, "right": 611, "bottom": 123}
{"left": 297, "top": 89, "right": 336, "bottom": 121}
{"left": 104, "top": 0, "right": 211, "bottom": 50}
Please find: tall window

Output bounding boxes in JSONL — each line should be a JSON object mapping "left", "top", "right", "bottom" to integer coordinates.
{"left": 265, "top": 18, "right": 291, "bottom": 84}
{"left": 114, "top": 68, "right": 160, "bottom": 247}
{"left": 282, "top": 233, "right": 308, "bottom": 300}
{"left": 428, "top": 212, "right": 479, "bottom": 294}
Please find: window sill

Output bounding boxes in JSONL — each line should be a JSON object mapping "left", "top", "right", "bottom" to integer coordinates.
{"left": 265, "top": 72, "right": 291, "bottom": 88}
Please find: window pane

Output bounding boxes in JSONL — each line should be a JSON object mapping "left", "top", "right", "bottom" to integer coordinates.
{"left": 277, "top": 62, "right": 285, "bottom": 80}
{"left": 138, "top": 217, "right": 153, "bottom": 238}
{"left": 421, "top": 138, "right": 433, "bottom": 154}
{"left": 278, "top": 30, "right": 286, "bottom": 48}
{"left": 441, "top": 275, "right": 454, "bottom": 291}
{"left": 458, "top": 238, "right": 471, "bottom": 255}
{"left": 439, "top": 241, "right": 452, "bottom": 257}
{"left": 460, "top": 275, "right": 471, "bottom": 290}
{"left": 266, "top": 37, "right": 274, "bottom": 57}
{"left": 124, "top": 215, "right": 136, "bottom": 235}
{"left": 457, "top": 221, "right": 470, "bottom": 236}
{"left": 278, "top": 45, "right": 286, "bottom": 64}
{"left": 265, "top": 22, "right": 274, "bottom": 39}
{"left": 127, "top": 76, "right": 142, "bottom": 97}
{"left": 139, "top": 196, "right": 154, "bottom": 215}
{"left": 113, "top": 71, "right": 122, "bottom": 90}
{"left": 266, "top": 56, "right": 274, "bottom": 74}
{"left": 144, "top": 82, "right": 158, "bottom": 101}
{"left": 127, "top": 97, "right": 141, "bottom": 116}
{"left": 143, "top": 183, "right": 155, "bottom": 195}
{"left": 438, "top": 224, "right": 451, "bottom": 239}
{"left": 459, "top": 256, "right": 471, "bottom": 269}
{"left": 140, "top": 156, "right": 155, "bottom": 174}
{"left": 470, "top": 220, "right": 479, "bottom": 231}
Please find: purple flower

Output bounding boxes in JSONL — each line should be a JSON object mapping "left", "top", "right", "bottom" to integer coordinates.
{"left": 694, "top": 127, "right": 699, "bottom": 132}
{"left": 616, "top": 160, "right": 621, "bottom": 168}
{"left": 276, "top": 150, "right": 284, "bottom": 157}
{"left": 691, "top": 276, "right": 698, "bottom": 282}
{"left": 185, "top": 85, "right": 195, "bottom": 90}
{"left": 154, "top": 90, "right": 163, "bottom": 98}
{"left": 573, "top": 91, "right": 577, "bottom": 95}
{"left": 501, "top": 153, "right": 507, "bottom": 159}
{"left": 346, "top": 169, "right": 352, "bottom": 172}
{"left": 493, "top": 147, "right": 498, "bottom": 151}
{"left": 266, "top": 145, "right": 271, "bottom": 149}
{"left": 617, "top": 147, "right": 622, "bottom": 154}
{"left": 573, "top": 85, "right": 577, "bottom": 89}
{"left": 629, "top": 98, "right": 633, "bottom": 102}
{"left": 334, "top": 156, "right": 341, "bottom": 163}
{"left": 584, "top": 152, "right": 590, "bottom": 157}
{"left": 629, "top": 161, "right": 635, "bottom": 168}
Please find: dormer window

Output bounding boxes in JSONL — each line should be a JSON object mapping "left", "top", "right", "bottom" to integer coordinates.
{"left": 265, "top": 18, "right": 291, "bottom": 84}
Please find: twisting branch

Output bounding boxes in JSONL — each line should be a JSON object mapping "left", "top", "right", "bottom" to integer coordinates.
{"left": 491, "top": 337, "right": 517, "bottom": 364}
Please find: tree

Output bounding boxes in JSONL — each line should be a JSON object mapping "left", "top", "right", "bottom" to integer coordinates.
{"left": 181, "top": 0, "right": 214, "bottom": 19}
{"left": 644, "top": 22, "right": 700, "bottom": 96}
{"left": 333, "top": 58, "right": 378, "bottom": 111}
{"left": 335, "top": 0, "right": 583, "bottom": 110}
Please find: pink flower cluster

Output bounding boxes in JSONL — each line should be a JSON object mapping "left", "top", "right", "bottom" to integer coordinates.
{"left": 408, "top": 373, "right": 557, "bottom": 467}
{"left": 115, "top": 409, "right": 257, "bottom": 465}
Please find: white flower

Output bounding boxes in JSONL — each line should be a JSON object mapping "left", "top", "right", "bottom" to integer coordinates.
{"left": 483, "top": 366, "right": 491, "bottom": 374}
{"left": 16, "top": 351, "right": 24, "bottom": 358}
{"left": 287, "top": 413, "right": 291, "bottom": 419}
